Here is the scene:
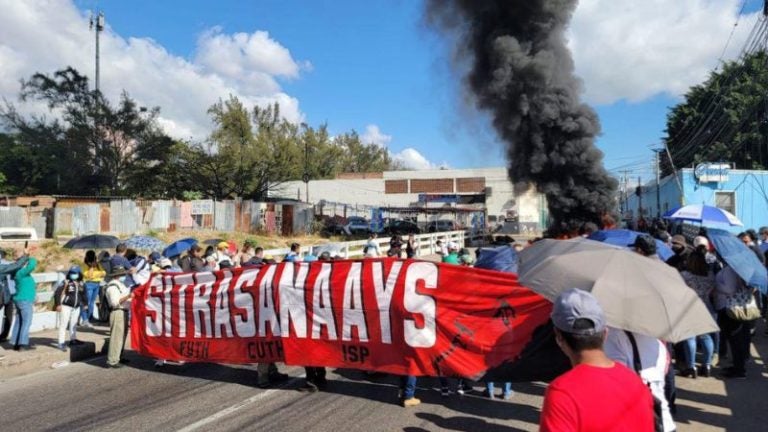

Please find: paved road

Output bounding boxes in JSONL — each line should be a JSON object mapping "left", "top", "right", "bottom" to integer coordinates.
{"left": 0, "top": 350, "right": 545, "bottom": 432}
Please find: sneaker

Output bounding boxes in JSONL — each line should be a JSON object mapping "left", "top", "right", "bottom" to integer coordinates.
{"left": 502, "top": 391, "right": 514, "bottom": 401}
{"left": 681, "top": 368, "right": 697, "bottom": 379}
{"left": 80, "top": 322, "right": 93, "bottom": 329}
{"left": 711, "top": 354, "right": 719, "bottom": 367}
{"left": 402, "top": 397, "right": 421, "bottom": 407}
{"left": 57, "top": 344, "right": 67, "bottom": 352}
{"left": 456, "top": 384, "right": 472, "bottom": 396}
{"left": 106, "top": 363, "right": 124, "bottom": 369}
{"left": 440, "top": 387, "right": 451, "bottom": 397}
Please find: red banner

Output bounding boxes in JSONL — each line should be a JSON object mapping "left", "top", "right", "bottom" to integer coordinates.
{"left": 131, "top": 259, "right": 567, "bottom": 380}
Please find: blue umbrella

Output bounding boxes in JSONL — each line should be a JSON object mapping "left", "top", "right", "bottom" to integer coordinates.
{"left": 124, "top": 235, "right": 167, "bottom": 251}
{"left": 163, "top": 237, "right": 198, "bottom": 258}
{"left": 588, "top": 229, "right": 674, "bottom": 261}
{"left": 475, "top": 246, "right": 518, "bottom": 273}
{"left": 707, "top": 228, "right": 768, "bottom": 293}
{"left": 664, "top": 204, "right": 743, "bottom": 227}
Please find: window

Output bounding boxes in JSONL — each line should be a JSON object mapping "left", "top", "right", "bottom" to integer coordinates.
{"left": 715, "top": 191, "right": 736, "bottom": 215}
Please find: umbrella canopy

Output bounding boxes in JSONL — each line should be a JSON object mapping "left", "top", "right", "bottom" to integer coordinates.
{"left": 63, "top": 234, "right": 120, "bottom": 250}
{"left": 203, "top": 238, "right": 226, "bottom": 246}
{"left": 162, "top": 237, "right": 198, "bottom": 258}
{"left": 664, "top": 204, "right": 743, "bottom": 226}
{"left": 708, "top": 228, "right": 768, "bottom": 293}
{"left": 124, "top": 235, "right": 167, "bottom": 251}
{"left": 518, "top": 238, "right": 718, "bottom": 342}
{"left": 475, "top": 246, "right": 518, "bottom": 273}
{"left": 588, "top": 229, "right": 674, "bottom": 261}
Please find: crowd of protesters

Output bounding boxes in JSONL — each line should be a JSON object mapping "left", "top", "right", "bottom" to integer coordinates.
{"left": 3, "top": 219, "right": 767, "bottom": 431}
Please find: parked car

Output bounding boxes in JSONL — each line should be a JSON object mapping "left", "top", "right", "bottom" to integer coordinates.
{"left": 322, "top": 218, "right": 347, "bottom": 236}
{"left": 426, "top": 220, "right": 459, "bottom": 233}
{"left": 345, "top": 216, "right": 370, "bottom": 235}
{"left": 383, "top": 220, "right": 421, "bottom": 235}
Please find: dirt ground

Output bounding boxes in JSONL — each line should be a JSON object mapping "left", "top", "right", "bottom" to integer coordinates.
{"left": 1, "top": 230, "right": 337, "bottom": 273}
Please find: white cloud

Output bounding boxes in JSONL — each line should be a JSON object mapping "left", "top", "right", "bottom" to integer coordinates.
{"left": 569, "top": 0, "right": 760, "bottom": 104}
{"left": 393, "top": 148, "right": 447, "bottom": 170}
{"left": 0, "top": 0, "right": 305, "bottom": 140}
{"left": 360, "top": 124, "right": 392, "bottom": 147}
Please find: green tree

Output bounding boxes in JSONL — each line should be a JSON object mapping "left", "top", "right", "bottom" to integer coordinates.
{"left": 0, "top": 67, "right": 186, "bottom": 196}
{"left": 664, "top": 51, "right": 768, "bottom": 175}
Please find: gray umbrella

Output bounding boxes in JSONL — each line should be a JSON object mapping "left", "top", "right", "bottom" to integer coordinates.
{"left": 518, "top": 238, "right": 718, "bottom": 343}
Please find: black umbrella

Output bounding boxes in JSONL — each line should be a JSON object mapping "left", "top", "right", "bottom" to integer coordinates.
{"left": 203, "top": 238, "right": 226, "bottom": 246}
{"left": 63, "top": 234, "right": 120, "bottom": 249}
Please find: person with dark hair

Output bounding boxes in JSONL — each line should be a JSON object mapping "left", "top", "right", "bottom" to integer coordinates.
{"left": 10, "top": 247, "right": 37, "bottom": 351}
{"left": 540, "top": 288, "right": 653, "bottom": 431}
{"left": 680, "top": 249, "right": 717, "bottom": 378}
{"left": 284, "top": 243, "right": 301, "bottom": 262}
{"left": 0, "top": 250, "right": 29, "bottom": 353}
{"left": 714, "top": 263, "right": 757, "bottom": 379}
{"left": 110, "top": 243, "right": 133, "bottom": 274}
{"left": 738, "top": 231, "right": 765, "bottom": 265}
{"left": 81, "top": 250, "right": 105, "bottom": 327}
{"left": 665, "top": 235, "right": 692, "bottom": 272}
{"left": 53, "top": 266, "right": 87, "bottom": 351}
{"left": 179, "top": 245, "right": 205, "bottom": 272}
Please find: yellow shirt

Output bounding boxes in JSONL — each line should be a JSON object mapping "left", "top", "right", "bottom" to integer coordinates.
{"left": 82, "top": 265, "right": 106, "bottom": 282}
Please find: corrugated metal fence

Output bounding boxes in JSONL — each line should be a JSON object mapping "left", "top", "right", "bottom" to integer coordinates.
{"left": 6, "top": 199, "right": 313, "bottom": 238}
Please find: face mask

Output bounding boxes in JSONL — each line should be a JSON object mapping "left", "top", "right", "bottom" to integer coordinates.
{"left": 68, "top": 274, "right": 78, "bottom": 281}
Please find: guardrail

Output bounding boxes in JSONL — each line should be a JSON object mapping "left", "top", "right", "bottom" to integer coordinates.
{"left": 261, "top": 230, "right": 471, "bottom": 259}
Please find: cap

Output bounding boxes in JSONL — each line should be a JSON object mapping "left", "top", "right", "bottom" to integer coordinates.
{"left": 628, "top": 234, "right": 657, "bottom": 256}
{"left": 109, "top": 266, "right": 129, "bottom": 277}
{"left": 217, "top": 241, "right": 229, "bottom": 250}
{"left": 68, "top": 265, "right": 82, "bottom": 274}
{"left": 158, "top": 258, "right": 172, "bottom": 269}
{"left": 551, "top": 288, "right": 606, "bottom": 335}
{"left": 693, "top": 236, "right": 709, "bottom": 249}
{"left": 671, "top": 235, "right": 687, "bottom": 247}
{"left": 447, "top": 241, "right": 459, "bottom": 251}
{"left": 149, "top": 251, "right": 162, "bottom": 262}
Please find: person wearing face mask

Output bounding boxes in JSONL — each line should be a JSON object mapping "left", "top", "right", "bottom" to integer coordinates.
{"left": 53, "top": 266, "right": 87, "bottom": 351}
{"left": 665, "top": 235, "right": 692, "bottom": 272}
{"left": 104, "top": 266, "right": 133, "bottom": 368}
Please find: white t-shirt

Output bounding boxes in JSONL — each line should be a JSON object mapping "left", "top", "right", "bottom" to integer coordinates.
{"left": 604, "top": 328, "right": 676, "bottom": 432}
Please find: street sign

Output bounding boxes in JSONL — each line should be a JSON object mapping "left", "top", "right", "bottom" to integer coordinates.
{"left": 694, "top": 163, "right": 730, "bottom": 183}
{"left": 191, "top": 199, "right": 214, "bottom": 215}
{"left": 303, "top": 173, "right": 310, "bottom": 183}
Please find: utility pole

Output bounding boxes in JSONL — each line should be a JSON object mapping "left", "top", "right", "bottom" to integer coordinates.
{"left": 303, "top": 140, "right": 310, "bottom": 203}
{"left": 90, "top": 11, "right": 104, "bottom": 95}
{"left": 638, "top": 176, "right": 643, "bottom": 218}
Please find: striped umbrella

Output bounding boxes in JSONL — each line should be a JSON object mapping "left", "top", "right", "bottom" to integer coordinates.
{"left": 663, "top": 204, "right": 743, "bottom": 226}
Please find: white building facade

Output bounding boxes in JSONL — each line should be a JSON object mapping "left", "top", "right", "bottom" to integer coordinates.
{"left": 271, "top": 167, "right": 547, "bottom": 232}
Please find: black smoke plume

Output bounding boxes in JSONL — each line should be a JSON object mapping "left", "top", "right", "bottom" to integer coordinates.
{"left": 427, "top": 1, "right": 617, "bottom": 225}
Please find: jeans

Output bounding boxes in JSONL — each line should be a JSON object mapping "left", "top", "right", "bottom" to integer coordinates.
{"left": 0, "top": 301, "right": 14, "bottom": 340}
{"left": 486, "top": 381, "right": 512, "bottom": 396}
{"left": 400, "top": 375, "right": 417, "bottom": 399}
{"left": 684, "top": 333, "right": 714, "bottom": 368}
{"left": 81, "top": 282, "right": 100, "bottom": 322}
{"left": 10, "top": 300, "right": 34, "bottom": 347}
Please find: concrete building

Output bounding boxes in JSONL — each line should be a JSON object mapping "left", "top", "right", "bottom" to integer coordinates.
{"left": 625, "top": 164, "right": 768, "bottom": 230}
{"left": 271, "top": 167, "right": 548, "bottom": 233}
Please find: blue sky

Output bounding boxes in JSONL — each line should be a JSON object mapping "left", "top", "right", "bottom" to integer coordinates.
{"left": 3, "top": 0, "right": 765, "bottom": 178}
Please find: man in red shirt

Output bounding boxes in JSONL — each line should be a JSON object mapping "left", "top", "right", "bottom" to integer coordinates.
{"left": 540, "top": 288, "right": 654, "bottom": 432}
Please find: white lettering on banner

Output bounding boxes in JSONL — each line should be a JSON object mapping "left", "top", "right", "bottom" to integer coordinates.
{"left": 371, "top": 261, "right": 402, "bottom": 344}
{"left": 175, "top": 274, "right": 195, "bottom": 338}
{"left": 312, "top": 263, "right": 338, "bottom": 340}
{"left": 342, "top": 262, "right": 369, "bottom": 342}
{"left": 142, "top": 261, "right": 441, "bottom": 347}
{"left": 403, "top": 262, "right": 438, "bottom": 348}
{"left": 232, "top": 268, "right": 258, "bottom": 337}
{"left": 145, "top": 277, "right": 164, "bottom": 337}
{"left": 192, "top": 272, "right": 216, "bottom": 337}
{"left": 214, "top": 272, "right": 234, "bottom": 338}
{"left": 279, "top": 263, "right": 309, "bottom": 338}
{"left": 163, "top": 275, "right": 173, "bottom": 337}
{"left": 258, "top": 265, "right": 281, "bottom": 337}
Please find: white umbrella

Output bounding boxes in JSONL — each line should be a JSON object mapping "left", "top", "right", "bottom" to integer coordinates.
{"left": 663, "top": 204, "right": 743, "bottom": 226}
{"left": 519, "top": 238, "right": 718, "bottom": 342}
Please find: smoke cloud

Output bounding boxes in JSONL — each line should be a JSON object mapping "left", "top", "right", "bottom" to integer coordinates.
{"left": 426, "top": 0, "right": 617, "bottom": 225}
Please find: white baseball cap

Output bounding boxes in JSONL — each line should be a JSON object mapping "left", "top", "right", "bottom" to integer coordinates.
{"left": 693, "top": 236, "right": 709, "bottom": 249}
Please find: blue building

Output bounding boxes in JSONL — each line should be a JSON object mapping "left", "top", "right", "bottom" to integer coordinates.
{"left": 624, "top": 164, "right": 768, "bottom": 231}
